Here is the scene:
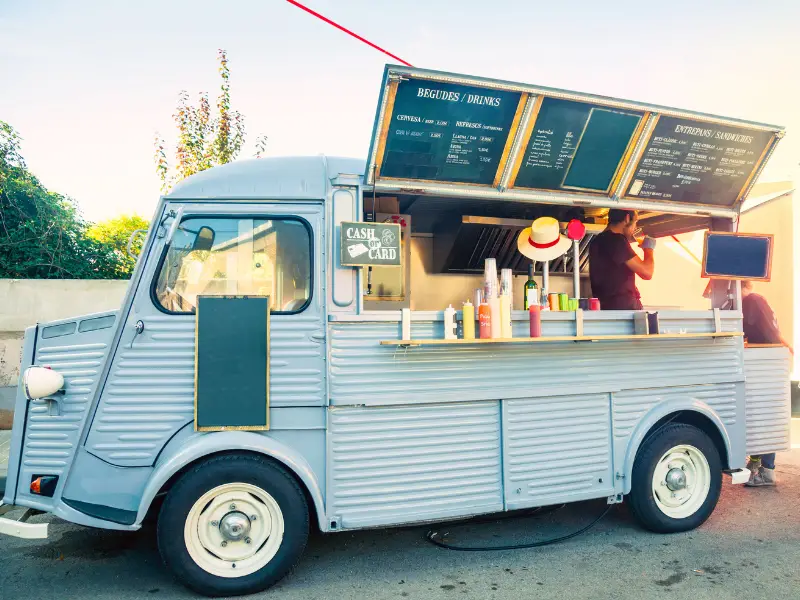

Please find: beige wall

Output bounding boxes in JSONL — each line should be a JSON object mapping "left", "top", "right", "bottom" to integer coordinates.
{"left": 637, "top": 231, "right": 711, "bottom": 311}
{"left": 0, "top": 279, "right": 128, "bottom": 386}
{"left": 638, "top": 186, "right": 796, "bottom": 375}
{"left": 739, "top": 193, "right": 795, "bottom": 353}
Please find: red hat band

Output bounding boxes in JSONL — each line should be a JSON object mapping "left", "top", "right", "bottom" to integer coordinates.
{"left": 528, "top": 236, "right": 560, "bottom": 249}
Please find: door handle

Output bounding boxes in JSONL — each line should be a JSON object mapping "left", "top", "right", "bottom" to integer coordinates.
{"left": 309, "top": 332, "right": 325, "bottom": 343}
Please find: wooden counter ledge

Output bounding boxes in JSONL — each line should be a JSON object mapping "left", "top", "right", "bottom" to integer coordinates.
{"left": 380, "top": 332, "right": 742, "bottom": 347}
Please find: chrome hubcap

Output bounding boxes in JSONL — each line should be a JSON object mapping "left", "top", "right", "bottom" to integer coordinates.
{"left": 219, "top": 512, "right": 252, "bottom": 542}
{"left": 665, "top": 468, "right": 687, "bottom": 491}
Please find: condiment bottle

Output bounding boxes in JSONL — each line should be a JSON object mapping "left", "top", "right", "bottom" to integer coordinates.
{"left": 487, "top": 287, "right": 501, "bottom": 339}
{"left": 478, "top": 291, "right": 492, "bottom": 339}
{"left": 462, "top": 300, "right": 475, "bottom": 340}
{"left": 444, "top": 305, "right": 457, "bottom": 340}
{"left": 529, "top": 303, "right": 542, "bottom": 338}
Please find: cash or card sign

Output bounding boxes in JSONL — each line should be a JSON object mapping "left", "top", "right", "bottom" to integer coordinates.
{"left": 341, "top": 222, "right": 402, "bottom": 267}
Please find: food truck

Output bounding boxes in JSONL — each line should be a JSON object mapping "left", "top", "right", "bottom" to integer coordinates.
{"left": 0, "top": 66, "right": 792, "bottom": 596}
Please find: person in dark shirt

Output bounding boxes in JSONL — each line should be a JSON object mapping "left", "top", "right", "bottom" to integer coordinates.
{"left": 589, "top": 209, "right": 656, "bottom": 310}
{"left": 741, "top": 279, "right": 793, "bottom": 487}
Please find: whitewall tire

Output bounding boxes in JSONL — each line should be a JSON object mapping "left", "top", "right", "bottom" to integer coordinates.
{"left": 158, "top": 454, "right": 309, "bottom": 597}
{"left": 628, "top": 423, "right": 722, "bottom": 533}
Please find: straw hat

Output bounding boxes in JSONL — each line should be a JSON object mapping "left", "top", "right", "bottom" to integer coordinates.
{"left": 517, "top": 216, "right": 572, "bottom": 262}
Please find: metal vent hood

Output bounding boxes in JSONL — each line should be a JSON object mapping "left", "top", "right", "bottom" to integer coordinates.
{"left": 432, "top": 215, "right": 602, "bottom": 275}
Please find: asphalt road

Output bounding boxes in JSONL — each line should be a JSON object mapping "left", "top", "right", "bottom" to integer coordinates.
{"left": 2, "top": 450, "right": 799, "bottom": 600}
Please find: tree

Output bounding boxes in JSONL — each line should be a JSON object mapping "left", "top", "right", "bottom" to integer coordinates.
{"left": 87, "top": 214, "right": 150, "bottom": 278}
{"left": 155, "top": 49, "right": 263, "bottom": 192}
{"left": 0, "top": 121, "right": 125, "bottom": 279}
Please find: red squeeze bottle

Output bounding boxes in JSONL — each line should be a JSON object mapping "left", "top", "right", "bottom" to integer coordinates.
{"left": 479, "top": 299, "right": 492, "bottom": 339}
{"left": 529, "top": 304, "right": 542, "bottom": 338}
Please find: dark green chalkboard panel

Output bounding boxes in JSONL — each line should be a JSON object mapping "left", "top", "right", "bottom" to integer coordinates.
{"left": 563, "top": 109, "right": 642, "bottom": 191}
{"left": 195, "top": 296, "right": 269, "bottom": 431}
{"left": 380, "top": 79, "right": 522, "bottom": 184}
{"left": 626, "top": 116, "right": 774, "bottom": 206}
{"left": 702, "top": 233, "right": 773, "bottom": 281}
{"left": 514, "top": 98, "right": 643, "bottom": 191}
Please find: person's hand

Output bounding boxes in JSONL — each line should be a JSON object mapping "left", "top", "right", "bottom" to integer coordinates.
{"left": 639, "top": 236, "right": 656, "bottom": 250}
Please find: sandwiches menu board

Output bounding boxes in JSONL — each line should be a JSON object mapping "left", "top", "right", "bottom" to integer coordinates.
{"left": 625, "top": 116, "right": 774, "bottom": 206}
{"left": 379, "top": 79, "right": 522, "bottom": 185}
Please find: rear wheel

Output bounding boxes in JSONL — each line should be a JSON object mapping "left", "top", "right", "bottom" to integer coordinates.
{"left": 157, "top": 454, "right": 309, "bottom": 597}
{"left": 628, "top": 423, "right": 722, "bottom": 533}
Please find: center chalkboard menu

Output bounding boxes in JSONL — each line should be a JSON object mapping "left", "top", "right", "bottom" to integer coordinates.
{"left": 379, "top": 79, "right": 522, "bottom": 185}
{"left": 514, "top": 98, "right": 643, "bottom": 192}
{"left": 625, "top": 116, "right": 773, "bottom": 206}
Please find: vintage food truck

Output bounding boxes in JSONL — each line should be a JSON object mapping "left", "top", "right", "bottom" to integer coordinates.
{"left": 1, "top": 66, "right": 791, "bottom": 596}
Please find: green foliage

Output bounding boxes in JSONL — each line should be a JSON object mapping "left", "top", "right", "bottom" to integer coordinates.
{"left": 0, "top": 121, "right": 132, "bottom": 279}
{"left": 155, "top": 49, "right": 257, "bottom": 192}
{"left": 87, "top": 214, "right": 150, "bottom": 278}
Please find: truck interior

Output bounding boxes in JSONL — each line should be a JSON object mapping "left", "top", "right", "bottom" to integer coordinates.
{"left": 361, "top": 191, "right": 716, "bottom": 312}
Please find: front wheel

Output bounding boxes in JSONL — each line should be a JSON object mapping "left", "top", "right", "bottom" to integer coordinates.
{"left": 628, "top": 423, "right": 722, "bottom": 533}
{"left": 157, "top": 453, "right": 309, "bottom": 597}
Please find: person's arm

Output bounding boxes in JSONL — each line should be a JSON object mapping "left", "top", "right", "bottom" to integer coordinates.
{"left": 624, "top": 237, "right": 656, "bottom": 280}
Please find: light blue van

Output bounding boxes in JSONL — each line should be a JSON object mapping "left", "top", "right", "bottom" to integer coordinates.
{"left": 1, "top": 67, "right": 791, "bottom": 597}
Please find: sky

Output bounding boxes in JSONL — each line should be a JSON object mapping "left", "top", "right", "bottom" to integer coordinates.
{"left": 1, "top": 0, "right": 799, "bottom": 222}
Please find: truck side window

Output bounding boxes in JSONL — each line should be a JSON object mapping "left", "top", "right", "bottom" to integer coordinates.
{"left": 153, "top": 217, "right": 312, "bottom": 314}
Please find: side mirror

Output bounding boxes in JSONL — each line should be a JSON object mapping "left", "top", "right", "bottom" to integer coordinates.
{"left": 23, "top": 367, "right": 64, "bottom": 400}
{"left": 192, "top": 226, "right": 215, "bottom": 251}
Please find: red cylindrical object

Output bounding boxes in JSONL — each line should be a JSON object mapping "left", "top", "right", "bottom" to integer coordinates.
{"left": 529, "top": 304, "right": 542, "bottom": 338}
{"left": 589, "top": 298, "right": 601, "bottom": 311}
{"left": 479, "top": 303, "right": 492, "bottom": 339}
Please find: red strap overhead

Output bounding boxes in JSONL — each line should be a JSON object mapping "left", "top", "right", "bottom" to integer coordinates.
{"left": 285, "top": 0, "right": 413, "bottom": 67}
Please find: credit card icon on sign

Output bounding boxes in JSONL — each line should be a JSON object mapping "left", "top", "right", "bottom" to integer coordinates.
{"left": 347, "top": 243, "right": 369, "bottom": 258}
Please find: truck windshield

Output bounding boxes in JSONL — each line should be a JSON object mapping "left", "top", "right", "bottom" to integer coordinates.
{"left": 153, "top": 216, "right": 312, "bottom": 314}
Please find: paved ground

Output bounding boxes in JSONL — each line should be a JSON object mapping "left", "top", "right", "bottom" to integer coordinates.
{"left": 1, "top": 448, "right": 799, "bottom": 600}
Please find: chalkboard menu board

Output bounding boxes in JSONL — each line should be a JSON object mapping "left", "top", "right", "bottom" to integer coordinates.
{"left": 702, "top": 233, "right": 773, "bottom": 281}
{"left": 626, "top": 116, "right": 774, "bottom": 206}
{"left": 195, "top": 296, "right": 269, "bottom": 431}
{"left": 379, "top": 79, "right": 522, "bottom": 184}
{"left": 514, "top": 98, "right": 643, "bottom": 192}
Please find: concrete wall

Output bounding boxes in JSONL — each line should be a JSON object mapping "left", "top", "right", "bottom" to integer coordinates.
{"left": 0, "top": 279, "right": 129, "bottom": 388}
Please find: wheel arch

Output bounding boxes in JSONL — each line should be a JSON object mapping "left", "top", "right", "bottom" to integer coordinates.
{"left": 622, "top": 400, "right": 731, "bottom": 495}
{"left": 137, "top": 432, "right": 326, "bottom": 532}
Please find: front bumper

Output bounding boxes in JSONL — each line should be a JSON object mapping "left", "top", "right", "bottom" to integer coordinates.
{"left": 726, "top": 468, "right": 751, "bottom": 485}
{"left": 0, "top": 503, "right": 48, "bottom": 539}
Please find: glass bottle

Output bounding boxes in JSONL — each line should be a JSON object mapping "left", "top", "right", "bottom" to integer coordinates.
{"left": 523, "top": 263, "right": 539, "bottom": 310}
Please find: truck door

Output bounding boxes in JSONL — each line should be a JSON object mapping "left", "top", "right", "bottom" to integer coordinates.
{"left": 83, "top": 202, "right": 326, "bottom": 467}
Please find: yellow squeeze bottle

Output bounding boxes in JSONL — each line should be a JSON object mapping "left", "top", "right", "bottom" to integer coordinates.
{"left": 462, "top": 300, "right": 475, "bottom": 339}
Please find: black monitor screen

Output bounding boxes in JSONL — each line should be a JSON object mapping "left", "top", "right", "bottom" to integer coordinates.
{"left": 703, "top": 233, "right": 772, "bottom": 280}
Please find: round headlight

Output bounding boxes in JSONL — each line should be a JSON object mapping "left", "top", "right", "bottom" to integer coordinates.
{"left": 23, "top": 366, "right": 64, "bottom": 400}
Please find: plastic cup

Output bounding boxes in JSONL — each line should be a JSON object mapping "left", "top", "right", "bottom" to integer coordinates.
{"left": 558, "top": 293, "right": 569, "bottom": 311}
{"left": 548, "top": 293, "right": 559, "bottom": 311}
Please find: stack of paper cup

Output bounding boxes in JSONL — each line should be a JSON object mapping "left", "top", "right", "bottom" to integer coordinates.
{"left": 500, "top": 268, "right": 513, "bottom": 304}
{"left": 484, "top": 258, "right": 498, "bottom": 299}
{"left": 484, "top": 259, "right": 501, "bottom": 339}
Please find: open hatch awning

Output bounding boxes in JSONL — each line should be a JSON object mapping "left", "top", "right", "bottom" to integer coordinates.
{"left": 365, "top": 66, "right": 784, "bottom": 219}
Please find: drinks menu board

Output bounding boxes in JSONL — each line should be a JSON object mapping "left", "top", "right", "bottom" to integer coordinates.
{"left": 625, "top": 116, "right": 774, "bottom": 206}
{"left": 379, "top": 79, "right": 522, "bottom": 185}
{"left": 514, "top": 98, "right": 642, "bottom": 192}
